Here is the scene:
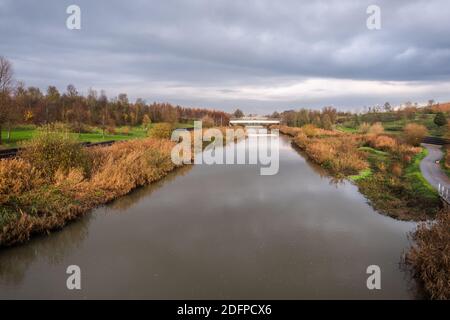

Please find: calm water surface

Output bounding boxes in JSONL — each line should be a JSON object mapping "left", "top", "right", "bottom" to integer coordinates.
{"left": 0, "top": 133, "right": 419, "bottom": 299}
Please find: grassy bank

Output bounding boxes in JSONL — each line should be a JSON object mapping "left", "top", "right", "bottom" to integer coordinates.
{"left": 0, "top": 125, "right": 231, "bottom": 247}
{"left": 0, "top": 123, "right": 194, "bottom": 149}
{"left": 276, "top": 125, "right": 440, "bottom": 220}
{"left": 337, "top": 113, "right": 448, "bottom": 137}
{"left": 0, "top": 135, "right": 179, "bottom": 246}
{"left": 441, "top": 146, "right": 450, "bottom": 178}
{"left": 276, "top": 124, "right": 448, "bottom": 299}
{"left": 406, "top": 208, "right": 450, "bottom": 299}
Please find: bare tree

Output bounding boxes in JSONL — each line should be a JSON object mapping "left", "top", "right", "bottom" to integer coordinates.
{"left": 0, "top": 56, "right": 15, "bottom": 144}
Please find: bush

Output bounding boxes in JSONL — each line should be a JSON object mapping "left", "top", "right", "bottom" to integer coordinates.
{"left": 369, "top": 135, "right": 397, "bottom": 151}
{"left": 358, "top": 122, "right": 371, "bottom": 133}
{"left": 403, "top": 123, "right": 428, "bottom": 146}
{"left": 20, "top": 127, "right": 91, "bottom": 180}
{"left": 0, "top": 159, "right": 43, "bottom": 203}
{"left": 390, "top": 162, "right": 403, "bottom": 177}
{"left": 106, "top": 126, "right": 116, "bottom": 135}
{"left": 121, "top": 126, "right": 131, "bottom": 135}
{"left": 407, "top": 209, "right": 450, "bottom": 299}
{"left": 201, "top": 115, "right": 215, "bottom": 128}
{"left": 148, "top": 123, "right": 174, "bottom": 139}
{"left": 294, "top": 133, "right": 369, "bottom": 175}
{"left": 368, "top": 122, "right": 384, "bottom": 135}
{"left": 302, "top": 124, "right": 318, "bottom": 137}
{"left": 433, "top": 112, "right": 447, "bottom": 127}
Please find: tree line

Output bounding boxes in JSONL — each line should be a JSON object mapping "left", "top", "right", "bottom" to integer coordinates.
{"left": 0, "top": 56, "right": 230, "bottom": 144}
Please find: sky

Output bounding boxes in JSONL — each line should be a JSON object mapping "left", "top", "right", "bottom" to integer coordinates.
{"left": 1, "top": 0, "right": 450, "bottom": 114}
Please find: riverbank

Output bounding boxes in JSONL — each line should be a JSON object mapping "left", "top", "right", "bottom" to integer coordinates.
{"left": 274, "top": 124, "right": 449, "bottom": 299}
{"left": 0, "top": 126, "right": 235, "bottom": 247}
{"left": 0, "top": 130, "right": 417, "bottom": 299}
{"left": 274, "top": 125, "right": 440, "bottom": 221}
{"left": 0, "top": 137, "right": 179, "bottom": 246}
{"left": 406, "top": 208, "right": 450, "bottom": 299}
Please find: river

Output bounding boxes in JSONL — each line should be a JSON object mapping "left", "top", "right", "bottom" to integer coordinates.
{"left": 0, "top": 132, "right": 420, "bottom": 299}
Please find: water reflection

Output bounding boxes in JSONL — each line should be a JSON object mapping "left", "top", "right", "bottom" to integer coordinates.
{"left": 0, "top": 134, "right": 419, "bottom": 299}
{"left": 0, "top": 214, "right": 92, "bottom": 285}
{"left": 108, "top": 165, "right": 194, "bottom": 211}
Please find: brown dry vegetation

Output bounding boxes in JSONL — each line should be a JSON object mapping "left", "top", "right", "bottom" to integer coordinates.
{"left": 403, "top": 123, "right": 428, "bottom": 147}
{"left": 275, "top": 125, "right": 440, "bottom": 220}
{"left": 294, "top": 131, "right": 368, "bottom": 175}
{"left": 0, "top": 136, "right": 178, "bottom": 246}
{"left": 277, "top": 123, "right": 447, "bottom": 299}
{"left": 0, "top": 125, "right": 241, "bottom": 246}
{"left": 406, "top": 208, "right": 450, "bottom": 300}
{"left": 445, "top": 145, "right": 450, "bottom": 170}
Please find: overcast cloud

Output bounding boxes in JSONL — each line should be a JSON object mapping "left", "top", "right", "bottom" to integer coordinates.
{"left": 1, "top": 0, "right": 450, "bottom": 113}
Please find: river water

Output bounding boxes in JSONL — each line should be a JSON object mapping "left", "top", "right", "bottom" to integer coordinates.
{"left": 0, "top": 132, "right": 419, "bottom": 299}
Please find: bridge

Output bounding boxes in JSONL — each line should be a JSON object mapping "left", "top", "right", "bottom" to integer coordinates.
{"left": 229, "top": 117, "right": 280, "bottom": 126}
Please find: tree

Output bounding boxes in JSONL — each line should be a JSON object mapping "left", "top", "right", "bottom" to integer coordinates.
{"left": 148, "top": 123, "right": 173, "bottom": 139}
{"left": 434, "top": 112, "right": 447, "bottom": 127}
{"left": 321, "top": 113, "right": 332, "bottom": 130}
{"left": 403, "top": 123, "right": 428, "bottom": 146}
{"left": 142, "top": 114, "right": 152, "bottom": 129}
{"left": 233, "top": 109, "right": 244, "bottom": 118}
{"left": 45, "top": 86, "right": 61, "bottom": 124}
{"left": 270, "top": 111, "right": 280, "bottom": 119}
{"left": 201, "top": 115, "right": 214, "bottom": 128}
{"left": 0, "top": 56, "right": 15, "bottom": 144}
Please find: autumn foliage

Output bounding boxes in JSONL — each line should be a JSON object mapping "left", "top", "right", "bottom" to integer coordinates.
{"left": 0, "top": 135, "right": 178, "bottom": 246}
{"left": 407, "top": 209, "right": 450, "bottom": 299}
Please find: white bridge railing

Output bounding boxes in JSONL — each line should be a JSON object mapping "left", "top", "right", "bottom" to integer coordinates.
{"left": 438, "top": 183, "right": 450, "bottom": 204}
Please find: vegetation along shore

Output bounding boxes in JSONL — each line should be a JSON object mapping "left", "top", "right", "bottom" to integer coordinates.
{"left": 271, "top": 103, "right": 449, "bottom": 299}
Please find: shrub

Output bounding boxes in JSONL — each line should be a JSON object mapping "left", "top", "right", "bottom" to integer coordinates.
{"left": 121, "top": 126, "right": 131, "bottom": 135}
{"left": 369, "top": 135, "right": 397, "bottom": 151}
{"left": 358, "top": 122, "right": 371, "bottom": 133}
{"left": 368, "top": 122, "right": 384, "bottom": 135}
{"left": 106, "top": 126, "right": 116, "bottom": 135}
{"left": 445, "top": 146, "right": 450, "bottom": 169}
{"left": 294, "top": 133, "right": 368, "bottom": 175}
{"left": 0, "top": 159, "right": 43, "bottom": 203}
{"left": 391, "top": 162, "right": 403, "bottom": 177}
{"left": 201, "top": 115, "right": 215, "bottom": 128}
{"left": 403, "top": 123, "right": 428, "bottom": 146}
{"left": 433, "top": 112, "right": 447, "bottom": 127}
{"left": 89, "top": 138, "right": 176, "bottom": 197}
{"left": 293, "top": 132, "right": 308, "bottom": 149}
{"left": 142, "top": 114, "right": 152, "bottom": 129}
{"left": 148, "top": 123, "right": 174, "bottom": 139}
{"left": 20, "top": 127, "right": 91, "bottom": 180}
{"left": 302, "top": 124, "right": 318, "bottom": 137}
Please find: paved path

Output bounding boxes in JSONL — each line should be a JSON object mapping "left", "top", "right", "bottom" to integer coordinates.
{"left": 420, "top": 144, "right": 450, "bottom": 190}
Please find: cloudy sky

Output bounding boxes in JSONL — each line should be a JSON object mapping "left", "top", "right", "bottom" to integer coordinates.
{"left": 1, "top": 0, "right": 450, "bottom": 113}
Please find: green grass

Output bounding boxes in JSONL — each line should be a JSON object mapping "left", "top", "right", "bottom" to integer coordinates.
{"left": 336, "top": 125, "right": 358, "bottom": 133}
{"left": 77, "top": 126, "right": 149, "bottom": 143}
{"left": 0, "top": 125, "right": 36, "bottom": 148}
{"left": 441, "top": 147, "right": 450, "bottom": 179}
{"left": 0, "top": 122, "right": 194, "bottom": 149}
{"left": 339, "top": 113, "right": 448, "bottom": 137}
{"left": 358, "top": 146, "right": 388, "bottom": 157}
{"left": 349, "top": 168, "right": 372, "bottom": 181}
{"left": 404, "top": 148, "right": 439, "bottom": 199}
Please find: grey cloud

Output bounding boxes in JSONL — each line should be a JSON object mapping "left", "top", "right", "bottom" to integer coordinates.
{"left": 1, "top": 0, "right": 450, "bottom": 112}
